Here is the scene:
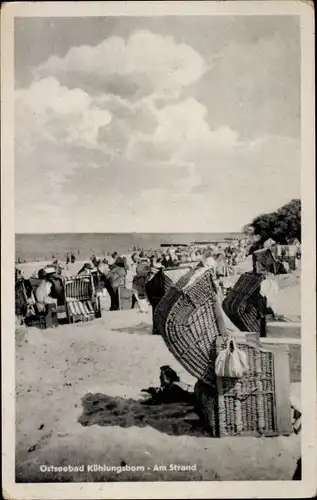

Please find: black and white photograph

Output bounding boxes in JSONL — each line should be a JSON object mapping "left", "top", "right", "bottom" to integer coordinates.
{"left": 1, "top": 1, "right": 316, "bottom": 499}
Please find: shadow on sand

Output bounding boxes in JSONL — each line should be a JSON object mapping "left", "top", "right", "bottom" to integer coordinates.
{"left": 78, "top": 392, "right": 212, "bottom": 438}
{"left": 112, "top": 322, "right": 152, "bottom": 335}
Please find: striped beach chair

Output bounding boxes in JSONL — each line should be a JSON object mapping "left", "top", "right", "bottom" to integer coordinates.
{"left": 63, "top": 275, "right": 101, "bottom": 323}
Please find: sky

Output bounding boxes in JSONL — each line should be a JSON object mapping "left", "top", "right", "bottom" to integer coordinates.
{"left": 14, "top": 16, "right": 301, "bottom": 233}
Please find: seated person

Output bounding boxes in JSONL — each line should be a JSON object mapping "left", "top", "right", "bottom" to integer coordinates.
{"left": 141, "top": 365, "right": 194, "bottom": 405}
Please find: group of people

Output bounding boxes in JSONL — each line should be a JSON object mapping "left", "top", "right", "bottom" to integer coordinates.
{"left": 15, "top": 235, "right": 299, "bottom": 325}
{"left": 14, "top": 243, "right": 239, "bottom": 324}
{"left": 15, "top": 264, "right": 64, "bottom": 325}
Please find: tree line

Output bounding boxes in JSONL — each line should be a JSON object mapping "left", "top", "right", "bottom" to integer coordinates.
{"left": 244, "top": 199, "right": 301, "bottom": 250}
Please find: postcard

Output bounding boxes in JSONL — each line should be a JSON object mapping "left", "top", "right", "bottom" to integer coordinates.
{"left": 1, "top": 1, "right": 316, "bottom": 498}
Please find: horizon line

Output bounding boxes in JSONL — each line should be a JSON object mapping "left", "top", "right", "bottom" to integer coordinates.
{"left": 15, "top": 230, "right": 244, "bottom": 235}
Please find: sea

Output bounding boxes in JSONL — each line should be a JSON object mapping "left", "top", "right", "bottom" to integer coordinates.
{"left": 15, "top": 232, "right": 243, "bottom": 263}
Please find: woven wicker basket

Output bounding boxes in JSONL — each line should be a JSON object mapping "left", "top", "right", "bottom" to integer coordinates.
{"left": 146, "top": 266, "right": 193, "bottom": 335}
{"left": 252, "top": 248, "right": 278, "bottom": 275}
{"left": 195, "top": 333, "right": 292, "bottom": 437}
{"left": 222, "top": 272, "right": 266, "bottom": 333}
{"left": 154, "top": 267, "right": 226, "bottom": 386}
{"left": 162, "top": 267, "right": 193, "bottom": 293}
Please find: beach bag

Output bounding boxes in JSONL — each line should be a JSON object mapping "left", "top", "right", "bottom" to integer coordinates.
{"left": 215, "top": 335, "right": 249, "bottom": 378}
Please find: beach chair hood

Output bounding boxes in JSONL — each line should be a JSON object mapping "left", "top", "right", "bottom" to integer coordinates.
{"left": 154, "top": 267, "right": 226, "bottom": 386}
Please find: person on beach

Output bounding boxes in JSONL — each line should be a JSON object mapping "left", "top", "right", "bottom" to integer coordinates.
{"left": 125, "top": 253, "right": 143, "bottom": 311}
{"left": 141, "top": 366, "right": 194, "bottom": 405}
{"left": 91, "top": 256, "right": 99, "bottom": 268}
{"left": 104, "top": 258, "right": 127, "bottom": 311}
{"left": 52, "top": 260, "right": 63, "bottom": 276}
{"left": 130, "top": 253, "right": 152, "bottom": 313}
{"left": 152, "top": 257, "right": 164, "bottom": 269}
{"left": 106, "top": 255, "right": 116, "bottom": 270}
{"left": 161, "top": 253, "right": 169, "bottom": 268}
{"left": 15, "top": 268, "right": 36, "bottom": 323}
{"left": 201, "top": 249, "right": 217, "bottom": 270}
{"left": 35, "top": 269, "right": 57, "bottom": 313}
{"left": 97, "top": 258, "right": 109, "bottom": 276}
{"left": 90, "top": 260, "right": 108, "bottom": 294}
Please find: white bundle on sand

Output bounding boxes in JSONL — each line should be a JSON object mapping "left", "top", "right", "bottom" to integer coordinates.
{"left": 260, "top": 275, "right": 279, "bottom": 308}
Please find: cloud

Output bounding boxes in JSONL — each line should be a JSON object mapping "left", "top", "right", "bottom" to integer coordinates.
{"left": 16, "top": 77, "right": 112, "bottom": 150}
{"left": 35, "top": 30, "right": 208, "bottom": 100}
{"left": 126, "top": 98, "right": 242, "bottom": 166}
{"left": 192, "top": 29, "right": 300, "bottom": 139}
{"left": 15, "top": 29, "right": 300, "bottom": 233}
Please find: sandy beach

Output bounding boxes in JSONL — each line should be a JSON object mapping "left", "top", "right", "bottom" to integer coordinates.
{"left": 15, "top": 259, "right": 301, "bottom": 482}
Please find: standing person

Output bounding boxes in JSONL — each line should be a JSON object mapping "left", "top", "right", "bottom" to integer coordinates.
{"left": 161, "top": 253, "right": 169, "bottom": 268}
{"left": 71, "top": 252, "right": 76, "bottom": 264}
{"left": 133, "top": 256, "right": 151, "bottom": 312}
{"left": 98, "top": 258, "right": 109, "bottom": 276}
{"left": 35, "top": 269, "right": 56, "bottom": 313}
{"left": 66, "top": 253, "right": 70, "bottom": 265}
{"left": 52, "top": 260, "right": 63, "bottom": 276}
{"left": 126, "top": 253, "right": 139, "bottom": 308}
{"left": 126, "top": 253, "right": 138, "bottom": 287}
{"left": 166, "top": 250, "right": 174, "bottom": 268}
{"left": 104, "top": 258, "right": 127, "bottom": 311}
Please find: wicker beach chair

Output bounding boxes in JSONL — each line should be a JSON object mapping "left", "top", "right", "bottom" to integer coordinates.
{"left": 252, "top": 248, "right": 278, "bottom": 275}
{"left": 195, "top": 333, "right": 292, "bottom": 437}
{"left": 154, "top": 266, "right": 227, "bottom": 386}
{"left": 146, "top": 266, "right": 193, "bottom": 334}
{"left": 222, "top": 272, "right": 267, "bottom": 334}
{"left": 63, "top": 275, "right": 101, "bottom": 323}
{"left": 154, "top": 266, "right": 292, "bottom": 437}
{"left": 91, "top": 270, "right": 106, "bottom": 294}
{"left": 162, "top": 266, "right": 194, "bottom": 292}
{"left": 15, "top": 278, "right": 33, "bottom": 319}
{"left": 16, "top": 278, "right": 59, "bottom": 329}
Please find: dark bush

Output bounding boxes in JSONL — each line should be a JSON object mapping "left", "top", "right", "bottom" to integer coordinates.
{"left": 244, "top": 199, "right": 301, "bottom": 247}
